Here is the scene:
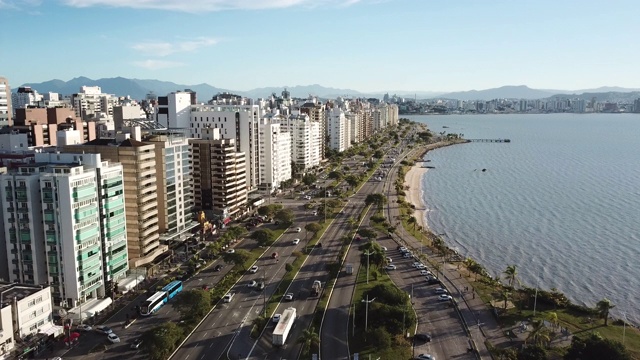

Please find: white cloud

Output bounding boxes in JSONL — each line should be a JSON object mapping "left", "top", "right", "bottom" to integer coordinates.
{"left": 0, "top": 0, "right": 41, "bottom": 10}
{"left": 132, "top": 60, "right": 185, "bottom": 70}
{"left": 62, "top": 0, "right": 361, "bottom": 12}
{"left": 131, "top": 37, "right": 218, "bottom": 57}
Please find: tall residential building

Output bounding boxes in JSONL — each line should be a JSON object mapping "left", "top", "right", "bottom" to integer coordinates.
{"left": 327, "top": 106, "right": 347, "bottom": 151}
{"left": 71, "top": 86, "right": 117, "bottom": 121}
{"left": 0, "top": 77, "right": 11, "bottom": 127}
{"left": 258, "top": 116, "right": 291, "bottom": 193}
{"left": 62, "top": 135, "right": 166, "bottom": 268}
{"left": 282, "top": 114, "right": 320, "bottom": 170}
{"left": 190, "top": 104, "right": 262, "bottom": 190}
{"left": 11, "top": 87, "right": 43, "bottom": 113}
{"left": 143, "top": 130, "right": 198, "bottom": 242}
{"left": 155, "top": 91, "right": 193, "bottom": 129}
{"left": 0, "top": 152, "right": 128, "bottom": 308}
{"left": 190, "top": 127, "right": 247, "bottom": 221}
{"left": 299, "top": 99, "right": 326, "bottom": 158}
{"left": 11, "top": 107, "right": 97, "bottom": 147}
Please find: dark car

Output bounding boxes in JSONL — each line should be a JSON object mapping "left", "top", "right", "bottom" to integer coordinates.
{"left": 426, "top": 278, "right": 441, "bottom": 285}
{"left": 130, "top": 338, "right": 143, "bottom": 349}
{"left": 415, "top": 333, "right": 432, "bottom": 342}
{"left": 214, "top": 264, "right": 223, "bottom": 272}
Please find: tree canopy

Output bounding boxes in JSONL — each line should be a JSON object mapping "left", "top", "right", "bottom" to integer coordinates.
{"left": 250, "top": 229, "right": 277, "bottom": 246}
{"left": 221, "top": 249, "right": 251, "bottom": 269}
{"left": 257, "top": 204, "right": 283, "bottom": 217}
{"left": 274, "top": 208, "right": 295, "bottom": 225}
{"left": 142, "top": 322, "right": 184, "bottom": 360}
{"left": 173, "top": 289, "right": 212, "bottom": 321}
{"left": 302, "top": 173, "right": 317, "bottom": 186}
{"left": 365, "top": 193, "right": 387, "bottom": 209}
{"left": 564, "top": 333, "right": 630, "bottom": 360}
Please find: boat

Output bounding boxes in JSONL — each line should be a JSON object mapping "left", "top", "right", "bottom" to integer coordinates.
{"left": 442, "top": 126, "right": 449, "bottom": 128}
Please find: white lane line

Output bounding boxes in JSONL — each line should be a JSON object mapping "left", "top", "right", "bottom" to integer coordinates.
{"left": 202, "top": 332, "right": 208, "bottom": 339}
{"left": 185, "top": 355, "right": 190, "bottom": 360}
{"left": 209, "top": 343, "right": 214, "bottom": 348}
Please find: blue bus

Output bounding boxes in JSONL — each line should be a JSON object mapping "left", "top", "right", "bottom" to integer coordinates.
{"left": 140, "top": 291, "right": 168, "bottom": 316}
{"left": 162, "top": 280, "right": 183, "bottom": 300}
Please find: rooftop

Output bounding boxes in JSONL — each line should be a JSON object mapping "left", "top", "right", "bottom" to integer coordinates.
{"left": 0, "top": 282, "right": 48, "bottom": 308}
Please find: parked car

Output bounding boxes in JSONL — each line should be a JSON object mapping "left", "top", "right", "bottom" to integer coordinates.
{"left": 214, "top": 264, "right": 223, "bottom": 272}
{"left": 272, "top": 314, "right": 281, "bottom": 323}
{"left": 437, "top": 294, "right": 453, "bottom": 302}
{"left": 416, "top": 264, "right": 426, "bottom": 270}
{"left": 249, "top": 266, "right": 259, "bottom": 273}
{"left": 385, "top": 264, "right": 397, "bottom": 270}
{"left": 95, "top": 325, "right": 113, "bottom": 334}
{"left": 412, "top": 262, "right": 421, "bottom": 267}
{"left": 107, "top": 333, "right": 120, "bottom": 343}
{"left": 292, "top": 239, "right": 300, "bottom": 245}
{"left": 284, "top": 293, "right": 294, "bottom": 301}
{"left": 227, "top": 249, "right": 235, "bottom": 254}
{"left": 414, "top": 333, "right": 432, "bottom": 342}
{"left": 426, "top": 278, "right": 441, "bottom": 285}
{"left": 415, "top": 354, "right": 435, "bottom": 360}
{"left": 434, "top": 288, "right": 448, "bottom": 294}
{"left": 386, "top": 257, "right": 393, "bottom": 263}
{"left": 381, "top": 246, "right": 387, "bottom": 251}
{"left": 130, "top": 338, "right": 143, "bottom": 349}
{"left": 295, "top": 227, "right": 302, "bottom": 233}
{"left": 76, "top": 324, "right": 92, "bottom": 332}
{"left": 247, "top": 280, "right": 257, "bottom": 288}
{"left": 419, "top": 270, "right": 431, "bottom": 276}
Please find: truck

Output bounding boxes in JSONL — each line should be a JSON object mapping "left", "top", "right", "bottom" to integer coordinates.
{"left": 272, "top": 307, "right": 296, "bottom": 346}
{"left": 345, "top": 263, "right": 354, "bottom": 275}
{"left": 311, "top": 280, "right": 322, "bottom": 296}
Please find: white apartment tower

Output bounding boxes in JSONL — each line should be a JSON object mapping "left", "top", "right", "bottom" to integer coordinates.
{"left": 0, "top": 152, "right": 128, "bottom": 308}
{"left": 0, "top": 77, "right": 11, "bottom": 127}
{"left": 190, "top": 103, "right": 262, "bottom": 190}
{"left": 259, "top": 116, "right": 291, "bottom": 193}
{"left": 71, "top": 86, "right": 117, "bottom": 121}
{"left": 327, "top": 106, "right": 348, "bottom": 151}
{"left": 11, "top": 87, "right": 43, "bottom": 113}
{"left": 282, "top": 114, "right": 320, "bottom": 170}
{"left": 155, "top": 92, "right": 193, "bottom": 129}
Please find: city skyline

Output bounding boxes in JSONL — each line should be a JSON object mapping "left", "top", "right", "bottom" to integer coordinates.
{"left": 1, "top": 0, "right": 638, "bottom": 93}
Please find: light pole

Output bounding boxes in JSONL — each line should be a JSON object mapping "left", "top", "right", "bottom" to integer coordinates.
{"left": 533, "top": 280, "right": 539, "bottom": 317}
{"left": 352, "top": 303, "right": 355, "bottom": 337}
{"left": 623, "top": 313, "right": 627, "bottom": 345}
{"left": 361, "top": 295, "right": 376, "bottom": 332}
{"left": 363, "top": 249, "right": 374, "bottom": 284}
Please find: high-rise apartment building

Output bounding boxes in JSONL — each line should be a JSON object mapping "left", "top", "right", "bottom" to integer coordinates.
{"left": 281, "top": 114, "right": 320, "bottom": 171}
{"left": 0, "top": 77, "right": 11, "bottom": 127}
{"left": 71, "top": 86, "right": 117, "bottom": 121}
{"left": 62, "top": 135, "right": 166, "bottom": 268}
{"left": 190, "top": 127, "right": 247, "bottom": 221}
{"left": 143, "top": 129, "right": 197, "bottom": 242}
{"left": 258, "top": 116, "right": 291, "bottom": 193}
{"left": 0, "top": 152, "right": 128, "bottom": 308}
{"left": 155, "top": 92, "right": 193, "bottom": 129}
{"left": 11, "top": 87, "right": 43, "bottom": 113}
{"left": 327, "top": 106, "right": 347, "bottom": 151}
{"left": 299, "top": 99, "right": 326, "bottom": 158}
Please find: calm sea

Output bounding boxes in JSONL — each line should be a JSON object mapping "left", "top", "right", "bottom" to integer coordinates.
{"left": 405, "top": 113, "right": 640, "bottom": 324}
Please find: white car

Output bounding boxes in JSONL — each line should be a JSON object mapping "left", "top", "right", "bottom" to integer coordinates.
{"left": 227, "top": 249, "right": 235, "bottom": 254}
{"left": 107, "top": 333, "right": 120, "bottom": 343}
{"left": 95, "top": 325, "right": 113, "bottom": 334}
{"left": 381, "top": 246, "right": 387, "bottom": 251}
{"left": 385, "top": 264, "right": 397, "bottom": 270}
{"left": 295, "top": 227, "right": 302, "bottom": 233}
{"left": 272, "top": 314, "right": 281, "bottom": 323}
{"left": 247, "top": 280, "right": 257, "bottom": 288}
{"left": 437, "top": 294, "right": 453, "bottom": 302}
{"left": 434, "top": 288, "right": 448, "bottom": 294}
{"left": 284, "top": 293, "right": 294, "bottom": 301}
{"left": 419, "top": 270, "right": 432, "bottom": 276}
{"left": 386, "top": 257, "right": 393, "bottom": 263}
{"left": 293, "top": 239, "right": 300, "bottom": 245}
{"left": 249, "top": 266, "right": 259, "bottom": 273}
{"left": 416, "top": 264, "right": 426, "bottom": 270}
{"left": 415, "top": 354, "right": 435, "bottom": 360}
{"left": 399, "top": 247, "right": 408, "bottom": 252}
{"left": 76, "top": 324, "right": 92, "bottom": 332}
{"left": 412, "top": 262, "right": 421, "bottom": 267}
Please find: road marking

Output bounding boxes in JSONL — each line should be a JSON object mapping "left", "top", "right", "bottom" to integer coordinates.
{"left": 209, "top": 343, "right": 214, "bottom": 348}
{"left": 202, "top": 332, "right": 208, "bottom": 339}
{"left": 185, "top": 355, "right": 189, "bottom": 360}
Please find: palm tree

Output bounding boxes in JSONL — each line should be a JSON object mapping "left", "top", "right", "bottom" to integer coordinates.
{"left": 503, "top": 265, "right": 519, "bottom": 288}
{"left": 596, "top": 298, "right": 615, "bottom": 326}
{"left": 500, "top": 290, "right": 511, "bottom": 310}
{"left": 297, "top": 326, "right": 320, "bottom": 353}
{"left": 526, "top": 319, "right": 551, "bottom": 347}
{"left": 407, "top": 216, "right": 417, "bottom": 231}
{"left": 546, "top": 311, "right": 559, "bottom": 330}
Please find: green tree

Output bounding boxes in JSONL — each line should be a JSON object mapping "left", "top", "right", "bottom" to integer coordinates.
{"left": 369, "top": 327, "right": 392, "bottom": 349}
{"left": 503, "top": 264, "right": 520, "bottom": 288}
{"left": 285, "top": 263, "right": 293, "bottom": 272}
{"left": 225, "top": 226, "right": 248, "bottom": 243}
{"left": 373, "top": 149, "right": 385, "bottom": 159}
{"left": 257, "top": 204, "right": 283, "bottom": 218}
{"left": 517, "top": 344, "right": 548, "bottom": 360}
{"left": 142, "top": 322, "right": 184, "bottom": 360}
{"left": 297, "top": 326, "right": 320, "bottom": 354}
{"left": 359, "top": 241, "right": 386, "bottom": 269}
{"left": 173, "top": 289, "right": 212, "bottom": 321}
{"left": 250, "top": 229, "right": 277, "bottom": 246}
{"left": 525, "top": 319, "right": 550, "bottom": 348}
{"left": 328, "top": 170, "right": 344, "bottom": 180}
{"left": 222, "top": 249, "right": 251, "bottom": 269}
{"left": 365, "top": 193, "right": 387, "bottom": 209}
{"left": 344, "top": 174, "right": 360, "bottom": 188}
{"left": 501, "top": 289, "right": 511, "bottom": 310}
{"left": 357, "top": 228, "right": 377, "bottom": 241}
{"left": 596, "top": 298, "right": 615, "bottom": 326}
{"left": 274, "top": 208, "right": 295, "bottom": 225}
{"left": 347, "top": 216, "right": 358, "bottom": 230}
{"left": 564, "top": 333, "right": 631, "bottom": 360}
{"left": 305, "top": 222, "right": 322, "bottom": 239}
{"left": 407, "top": 216, "right": 417, "bottom": 231}
{"left": 302, "top": 173, "right": 317, "bottom": 186}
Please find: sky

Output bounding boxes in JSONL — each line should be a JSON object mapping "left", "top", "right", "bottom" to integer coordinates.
{"left": 1, "top": 0, "right": 638, "bottom": 93}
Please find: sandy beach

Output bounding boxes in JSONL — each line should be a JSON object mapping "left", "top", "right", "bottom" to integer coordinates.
{"left": 404, "top": 164, "right": 429, "bottom": 231}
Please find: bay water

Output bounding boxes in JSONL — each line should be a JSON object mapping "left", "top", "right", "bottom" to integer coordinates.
{"left": 405, "top": 114, "right": 640, "bottom": 324}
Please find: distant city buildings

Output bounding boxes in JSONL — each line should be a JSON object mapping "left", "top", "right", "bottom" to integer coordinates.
{"left": 0, "top": 77, "right": 11, "bottom": 127}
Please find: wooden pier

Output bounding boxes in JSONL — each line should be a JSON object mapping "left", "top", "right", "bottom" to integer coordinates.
{"left": 468, "top": 139, "right": 511, "bottom": 143}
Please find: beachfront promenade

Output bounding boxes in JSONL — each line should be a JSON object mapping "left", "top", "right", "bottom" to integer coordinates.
{"left": 394, "top": 140, "right": 574, "bottom": 357}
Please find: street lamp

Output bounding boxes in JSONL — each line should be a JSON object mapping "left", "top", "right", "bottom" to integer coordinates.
{"left": 363, "top": 249, "right": 374, "bottom": 284}
{"left": 361, "top": 295, "right": 376, "bottom": 332}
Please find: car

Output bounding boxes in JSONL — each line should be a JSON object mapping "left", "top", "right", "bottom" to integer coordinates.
{"left": 403, "top": 253, "right": 413, "bottom": 258}
{"left": 434, "top": 288, "right": 448, "bottom": 294}
{"left": 415, "top": 354, "right": 435, "bottom": 360}
{"left": 416, "top": 264, "right": 426, "bottom": 270}
{"left": 385, "top": 264, "right": 397, "bottom": 270}
{"left": 76, "top": 324, "right": 92, "bottom": 332}
{"left": 295, "top": 227, "right": 302, "bottom": 233}
{"left": 419, "top": 270, "right": 431, "bottom": 276}
{"left": 386, "top": 257, "right": 393, "bottom": 263}
{"left": 426, "top": 278, "right": 440, "bottom": 285}
{"left": 381, "top": 246, "right": 387, "bottom": 251}
{"left": 292, "top": 238, "right": 300, "bottom": 245}
{"left": 249, "top": 266, "right": 259, "bottom": 273}
{"left": 438, "top": 294, "right": 453, "bottom": 302}
{"left": 257, "top": 282, "right": 265, "bottom": 290}
{"left": 398, "top": 246, "right": 408, "bottom": 252}
{"left": 130, "top": 338, "right": 143, "bottom": 349}
{"left": 304, "top": 195, "right": 312, "bottom": 200}
{"left": 107, "top": 333, "right": 120, "bottom": 343}
{"left": 271, "top": 252, "right": 278, "bottom": 259}
{"left": 412, "top": 262, "right": 421, "bottom": 267}
{"left": 227, "top": 249, "right": 235, "bottom": 254}
{"left": 272, "top": 314, "right": 281, "bottom": 323}
{"left": 214, "top": 264, "right": 223, "bottom": 271}
{"left": 414, "top": 333, "right": 432, "bottom": 342}
{"left": 312, "top": 211, "right": 317, "bottom": 216}
{"left": 247, "top": 280, "right": 257, "bottom": 288}
{"left": 95, "top": 325, "right": 113, "bottom": 334}
{"left": 284, "top": 293, "right": 294, "bottom": 301}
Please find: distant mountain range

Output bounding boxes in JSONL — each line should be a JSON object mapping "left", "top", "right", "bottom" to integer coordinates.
{"left": 15, "top": 77, "right": 640, "bottom": 102}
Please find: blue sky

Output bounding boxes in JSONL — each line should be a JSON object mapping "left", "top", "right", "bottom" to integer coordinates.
{"left": 1, "top": 0, "right": 638, "bottom": 93}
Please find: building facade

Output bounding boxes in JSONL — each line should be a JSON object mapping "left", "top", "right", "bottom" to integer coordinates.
{"left": 155, "top": 92, "right": 192, "bottom": 129}
{"left": 258, "top": 117, "right": 291, "bottom": 193}
{"left": 0, "top": 77, "right": 10, "bottom": 127}
{"left": 282, "top": 114, "right": 320, "bottom": 171}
